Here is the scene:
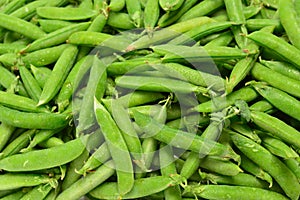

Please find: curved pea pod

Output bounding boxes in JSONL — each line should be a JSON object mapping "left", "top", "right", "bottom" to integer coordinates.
{"left": 230, "top": 122, "right": 261, "bottom": 143}
{"left": 248, "top": 31, "right": 300, "bottom": 69}
{"left": 251, "top": 110, "right": 300, "bottom": 149}
{"left": 0, "top": 105, "right": 70, "bottom": 129}
{"left": 0, "top": 137, "right": 86, "bottom": 172}
{"left": 133, "top": 110, "right": 241, "bottom": 162}
{"left": 231, "top": 132, "right": 300, "bottom": 200}
{"left": 37, "top": 7, "right": 97, "bottom": 20}
{"left": 246, "top": 19, "right": 283, "bottom": 33}
{"left": 22, "top": 44, "right": 69, "bottom": 67}
{"left": 191, "top": 87, "right": 258, "bottom": 113}
{"left": 89, "top": 175, "right": 183, "bottom": 199}
{"left": 38, "top": 45, "right": 78, "bottom": 106}
{"left": 0, "top": 65, "right": 26, "bottom": 96}
{"left": 251, "top": 83, "right": 300, "bottom": 121}
{"left": 261, "top": 135, "right": 299, "bottom": 159}
{"left": 0, "top": 13, "right": 45, "bottom": 40}
{"left": 23, "top": 22, "right": 90, "bottom": 53}
{"left": 184, "top": 185, "right": 289, "bottom": 200}
{"left": 94, "top": 100, "right": 134, "bottom": 195}
{"left": 178, "top": 0, "right": 224, "bottom": 22}
{"left": 108, "top": 0, "right": 125, "bottom": 11}
{"left": 284, "top": 158, "right": 300, "bottom": 182}
{"left": 10, "top": 0, "right": 48, "bottom": 19}
{"left": 251, "top": 63, "right": 300, "bottom": 98}
{"left": 0, "top": 173, "right": 56, "bottom": 191}
{"left": 19, "top": 66, "right": 42, "bottom": 102}
{"left": 249, "top": 100, "right": 274, "bottom": 113}
{"left": 159, "top": 0, "right": 184, "bottom": 11}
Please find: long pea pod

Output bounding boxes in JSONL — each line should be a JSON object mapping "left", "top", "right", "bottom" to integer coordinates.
{"left": 19, "top": 66, "right": 42, "bottom": 102}
{"left": 144, "top": 0, "right": 160, "bottom": 34}
{"left": 38, "top": 45, "right": 78, "bottom": 106}
{"left": 37, "top": 7, "right": 97, "bottom": 20}
{"left": 231, "top": 132, "right": 300, "bottom": 200}
{"left": 94, "top": 100, "right": 134, "bottom": 195}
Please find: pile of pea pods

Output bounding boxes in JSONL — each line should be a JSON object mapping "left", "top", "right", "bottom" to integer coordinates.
{"left": 0, "top": 0, "right": 299, "bottom": 199}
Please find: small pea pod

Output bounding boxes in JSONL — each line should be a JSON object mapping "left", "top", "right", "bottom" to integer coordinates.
{"left": 37, "top": 7, "right": 97, "bottom": 20}
{"left": 231, "top": 132, "right": 300, "bottom": 200}
{"left": 107, "top": 12, "right": 135, "bottom": 30}
{"left": 249, "top": 100, "right": 274, "bottom": 113}
{"left": 94, "top": 100, "right": 134, "bottom": 195}
{"left": 38, "top": 19, "right": 74, "bottom": 33}
{"left": 0, "top": 137, "right": 86, "bottom": 171}
{"left": 125, "top": 0, "right": 142, "bottom": 27}
{"left": 38, "top": 45, "right": 78, "bottom": 106}
{"left": 89, "top": 175, "right": 183, "bottom": 199}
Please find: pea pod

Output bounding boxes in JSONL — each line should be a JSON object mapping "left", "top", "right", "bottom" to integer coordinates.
{"left": 38, "top": 19, "right": 74, "bottom": 33}
{"left": 19, "top": 66, "right": 42, "bottom": 102}
{"left": 184, "top": 185, "right": 288, "bottom": 200}
{"left": 0, "top": 137, "right": 86, "bottom": 171}
{"left": 90, "top": 175, "right": 183, "bottom": 199}
{"left": 37, "top": 7, "right": 97, "bottom": 20}
{"left": 19, "top": 184, "right": 52, "bottom": 200}
{"left": 231, "top": 132, "right": 300, "bottom": 200}
{"left": 30, "top": 65, "right": 51, "bottom": 89}
{"left": 144, "top": 0, "right": 160, "bottom": 34}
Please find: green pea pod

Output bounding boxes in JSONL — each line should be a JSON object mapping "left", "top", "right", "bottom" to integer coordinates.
{"left": 0, "top": 173, "right": 55, "bottom": 191}
{"left": 249, "top": 100, "right": 274, "bottom": 113}
{"left": 158, "top": 0, "right": 198, "bottom": 27}
{"left": 67, "top": 31, "right": 112, "bottom": 46}
{"left": 125, "top": 0, "right": 142, "bottom": 27}
{"left": 248, "top": 31, "right": 300, "bottom": 69}
{"left": 0, "top": 129, "right": 36, "bottom": 159}
{"left": 231, "top": 132, "right": 300, "bottom": 200}
{"left": 279, "top": 0, "right": 300, "bottom": 49}
{"left": 107, "top": 12, "right": 135, "bottom": 30}
{"left": 129, "top": 16, "right": 215, "bottom": 50}
{"left": 133, "top": 110, "right": 240, "bottom": 162}
{"left": 38, "top": 19, "right": 74, "bottom": 33}
{"left": 0, "top": 105, "right": 69, "bottom": 129}
{"left": 0, "top": 91, "right": 47, "bottom": 113}
{"left": 178, "top": 0, "right": 224, "bottom": 22}
{"left": 0, "top": 0, "right": 25, "bottom": 14}
{"left": 30, "top": 65, "right": 51, "bottom": 89}
{"left": 284, "top": 158, "right": 300, "bottom": 182}
{"left": 23, "top": 22, "right": 90, "bottom": 53}
{"left": 168, "top": 21, "right": 232, "bottom": 45}
{"left": 22, "top": 44, "right": 69, "bottom": 67}
{"left": 37, "top": 7, "right": 97, "bottom": 20}
{"left": 251, "top": 83, "right": 300, "bottom": 121}
{"left": 261, "top": 135, "right": 299, "bottom": 159}
{"left": 20, "top": 184, "right": 52, "bottom": 200}
{"left": 89, "top": 175, "right": 182, "bottom": 199}
{"left": 11, "top": 0, "right": 48, "bottom": 19}
{"left": 0, "top": 137, "right": 86, "bottom": 171}
{"left": 38, "top": 45, "right": 78, "bottom": 106}
{"left": 251, "top": 62, "right": 300, "bottom": 98}
{"left": 239, "top": 152, "right": 273, "bottom": 186}
{"left": 144, "top": 0, "right": 159, "bottom": 34}
{"left": 251, "top": 111, "right": 300, "bottom": 149}
{"left": 0, "top": 13, "right": 45, "bottom": 40}
{"left": 57, "top": 160, "right": 115, "bottom": 200}
{"left": 246, "top": 19, "right": 283, "bottom": 33}
{"left": 0, "top": 189, "right": 28, "bottom": 200}
{"left": 94, "top": 100, "right": 134, "bottom": 195}
{"left": 184, "top": 185, "right": 289, "bottom": 200}
{"left": 159, "top": 0, "right": 184, "bottom": 11}
{"left": 260, "top": 60, "right": 300, "bottom": 82}
{"left": 19, "top": 66, "right": 42, "bottom": 102}
{"left": 191, "top": 87, "right": 258, "bottom": 113}
{"left": 108, "top": 0, "right": 125, "bottom": 11}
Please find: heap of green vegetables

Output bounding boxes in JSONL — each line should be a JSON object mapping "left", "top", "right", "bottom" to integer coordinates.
{"left": 0, "top": 0, "right": 299, "bottom": 199}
